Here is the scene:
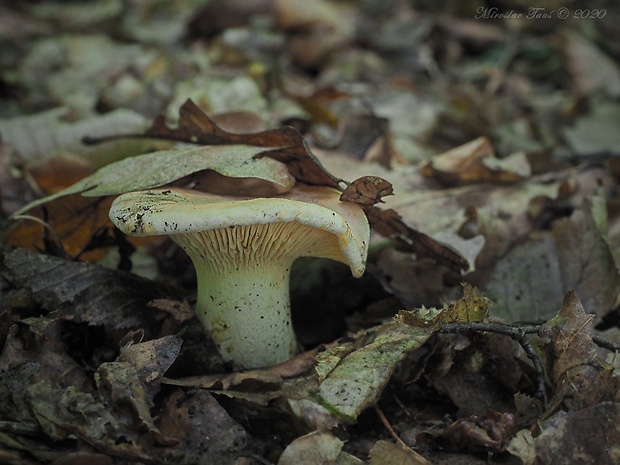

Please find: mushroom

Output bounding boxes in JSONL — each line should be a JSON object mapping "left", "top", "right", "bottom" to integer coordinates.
{"left": 109, "top": 184, "right": 370, "bottom": 368}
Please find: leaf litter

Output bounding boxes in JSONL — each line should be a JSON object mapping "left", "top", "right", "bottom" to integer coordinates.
{"left": 2, "top": 1, "right": 620, "bottom": 464}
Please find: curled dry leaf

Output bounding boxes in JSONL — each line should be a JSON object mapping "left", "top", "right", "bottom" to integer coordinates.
{"left": 420, "top": 137, "right": 531, "bottom": 186}
{"left": 396, "top": 283, "right": 491, "bottom": 328}
{"left": 340, "top": 176, "right": 394, "bottom": 206}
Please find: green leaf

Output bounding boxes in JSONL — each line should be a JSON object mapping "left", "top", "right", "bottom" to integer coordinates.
{"left": 13, "top": 144, "right": 295, "bottom": 216}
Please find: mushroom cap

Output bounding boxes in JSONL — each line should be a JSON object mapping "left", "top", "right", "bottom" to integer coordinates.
{"left": 109, "top": 184, "right": 370, "bottom": 276}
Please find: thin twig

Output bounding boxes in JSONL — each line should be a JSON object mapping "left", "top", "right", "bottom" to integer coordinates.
{"left": 374, "top": 405, "right": 430, "bottom": 464}
{"left": 440, "top": 322, "right": 548, "bottom": 408}
{"left": 374, "top": 405, "right": 410, "bottom": 451}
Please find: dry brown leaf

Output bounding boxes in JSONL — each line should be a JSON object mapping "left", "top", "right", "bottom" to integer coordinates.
{"left": 4, "top": 196, "right": 116, "bottom": 261}
{"left": 6, "top": 154, "right": 141, "bottom": 261}
{"left": 141, "top": 99, "right": 343, "bottom": 188}
{"left": 364, "top": 206, "right": 468, "bottom": 271}
{"left": 340, "top": 176, "right": 394, "bottom": 206}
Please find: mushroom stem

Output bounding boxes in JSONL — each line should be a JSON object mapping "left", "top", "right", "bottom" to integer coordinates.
{"left": 171, "top": 227, "right": 300, "bottom": 368}
{"left": 195, "top": 258, "right": 296, "bottom": 368}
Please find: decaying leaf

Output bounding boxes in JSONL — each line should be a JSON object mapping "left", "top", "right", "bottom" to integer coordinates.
{"left": 563, "top": 32, "right": 620, "bottom": 97}
{"left": 157, "top": 389, "right": 249, "bottom": 464}
{"left": 1, "top": 248, "right": 176, "bottom": 331}
{"left": 316, "top": 322, "right": 432, "bottom": 423}
{"left": 117, "top": 334, "right": 183, "bottom": 398}
{"left": 484, "top": 186, "right": 620, "bottom": 323}
{"left": 277, "top": 431, "right": 345, "bottom": 465}
{"left": 96, "top": 362, "right": 167, "bottom": 441}
{"left": 544, "top": 291, "right": 597, "bottom": 385}
{"left": 540, "top": 291, "right": 620, "bottom": 417}
{"left": 5, "top": 195, "right": 116, "bottom": 260}
{"left": 139, "top": 99, "right": 343, "bottom": 188}
{"left": 508, "top": 403, "right": 620, "bottom": 465}
{"left": 562, "top": 101, "right": 620, "bottom": 158}
{"left": 27, "top": 381, "right": 152, "bottom": 459}
{"left": 162, "top": 346, "right": 319, "bottom": 390}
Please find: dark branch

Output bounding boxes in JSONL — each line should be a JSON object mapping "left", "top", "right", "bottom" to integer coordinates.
{"left": 440, "top": 322, "right": 548, "bottom": 408}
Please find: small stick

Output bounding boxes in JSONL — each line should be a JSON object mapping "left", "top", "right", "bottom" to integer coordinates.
{"left": 374, "top": 405, "right": 430, "bottom": 464}
{"left": 592, "top": 335, "right": 620, "bottom": 352}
